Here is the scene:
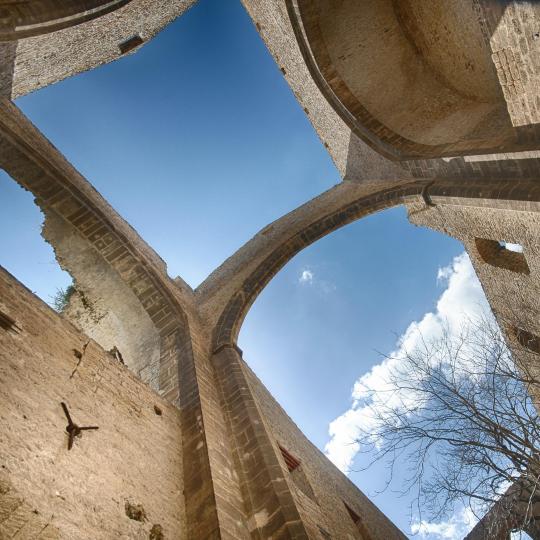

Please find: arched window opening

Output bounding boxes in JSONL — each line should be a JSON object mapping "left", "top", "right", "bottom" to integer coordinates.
{"left": 475, "top": 238, "right": 530, "bottom": 275}
{"left": 512, "top": 327, "right": 540, "bottom": 355}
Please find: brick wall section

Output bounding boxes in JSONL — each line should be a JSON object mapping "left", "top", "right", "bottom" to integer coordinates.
{"left": 242, "top": 360, "right": 408, "bottom": 540}
{"left": 478, "top": 1, "right": 540, "bottom": 128}
{"left": 464, "top": 479, "right": 540, "bottom": 539}
{"left": 0, "top": 267, "right": 185, "bottom": 539}
{"left": 241, "top": 0, "right": 355, "bottom": 177}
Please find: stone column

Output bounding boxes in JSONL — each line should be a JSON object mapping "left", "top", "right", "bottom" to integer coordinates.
{"left": 212, "top": 343, "right": 310, "bottom": 539}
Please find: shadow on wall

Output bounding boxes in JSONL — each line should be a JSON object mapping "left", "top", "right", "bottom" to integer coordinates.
{"left": 345, "top": 130, "right": 540, "bottom": 183}
{"left": 0, "top": 41, "right": 16, "bottom": 98}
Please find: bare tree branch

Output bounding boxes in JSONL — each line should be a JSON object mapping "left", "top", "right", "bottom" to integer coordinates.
{"left": 354, "top": 312, "right": 540, "bottom": 536}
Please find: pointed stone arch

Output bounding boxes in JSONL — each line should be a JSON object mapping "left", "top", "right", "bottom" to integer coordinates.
{"left": 204, "top": 178, "right": 540, "bottom": 351}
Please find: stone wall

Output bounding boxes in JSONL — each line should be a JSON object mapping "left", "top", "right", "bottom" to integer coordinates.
{"left": 0, "top": 267, "right": 185, "bottom": 539}
{"left": 2, "top": 0, "right": 197, "bottom": 99}
{"left": 43, "top": 211, "right": 161, "bottom": 390}
{"left": 243, "top": 358, "right": 407, "bottom": 540}
{"left": 407, "top": 196, "right": 540, "bottom": 396}
{"left": 0, "top": 259, "right": 409, "bottom": 539}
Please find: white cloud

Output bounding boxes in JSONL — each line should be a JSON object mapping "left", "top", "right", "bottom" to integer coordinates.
{"left": 411, "top": 507, "right": 479, "bottom": 540}
{"left": 503, "top": 242, "right": 524, "bottom": 253}
{"left": 299, "top": 269, "right": 314, "bottom": 284}
{"left": 325, "top": 252, "right": 488, "bottom": 474}
{"left": 324, "top": 253, "right": 492, "bottom": 538}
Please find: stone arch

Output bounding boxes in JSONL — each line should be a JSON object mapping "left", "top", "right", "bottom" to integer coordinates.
{"left": 286, "top": 0, "right": 540, "bottom": 159}
{"left": 3, "top": 0, "right": 197, "bottom": 99}
{"left": 0, "top": 0, "right": 132, "bottom": 40}
{"left": 208, "top": 178, "right": 540, "bottom": 351}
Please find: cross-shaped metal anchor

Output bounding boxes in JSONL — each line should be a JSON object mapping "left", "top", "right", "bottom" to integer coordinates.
{"left": 60, "top": 402, "right": 99, "bottom": 450}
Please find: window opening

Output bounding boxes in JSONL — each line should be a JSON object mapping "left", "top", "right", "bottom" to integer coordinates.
{"left": 512, "top": 327, "right": 540, "bottom": 355}
{"left": 278, "top": 444, "right": 316, "bottom": 500}
{"left": 475, "top": 238, "right": 530, "bottom": 274}
{"left": 118, "top": 34, "right": 143, "bottom": 54}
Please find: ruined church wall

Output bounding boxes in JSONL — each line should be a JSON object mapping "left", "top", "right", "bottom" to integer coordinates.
{"left": 2, "top": 0, "right": 197, "bottom": 100}
{"left": 42, "top": 210, "right": 161, "bottom": 390}
{"left": 407, "top": 199, "right": 540, "bottom": 393}
{"left": 242, "top": 359, "right": 407, "bottom": 540}
{"left": 0, "top": 267, "right": 185, "bottom": 539}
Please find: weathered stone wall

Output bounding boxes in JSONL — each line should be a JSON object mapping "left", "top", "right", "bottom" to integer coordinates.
{"left": 1, "top": 2, "right": 539, "bottom": 537}
{"left": 0, "top": 266, "right": 185, "bottom": 539}
{"left": 243, "top": 358, "right": 407, "bottom": 540}
{"left": 42, "top": 211, "right": 161, "bottom": 390}
{"left": 241, "top": 0, "right": 355, "bottom": 178}
{"left": 483, "top": 1, "right": 540, "bottom": 128}
{"left": 2, "top": 0, "right": 197, "bottom": 99}
{"left": 0, "top": 0, "right": 131, "bottom": 40}
{"left": 407, "top": 196, "right": 540, "bottom": 393}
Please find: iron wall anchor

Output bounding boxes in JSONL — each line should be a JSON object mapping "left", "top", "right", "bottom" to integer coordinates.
{"left": 60, "top": 402, "right": 99, "bottom": 450}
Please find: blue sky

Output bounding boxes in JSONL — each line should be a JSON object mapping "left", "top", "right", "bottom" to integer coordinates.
{"left": 0, "top": 0, "right": 477, "bottom": 536}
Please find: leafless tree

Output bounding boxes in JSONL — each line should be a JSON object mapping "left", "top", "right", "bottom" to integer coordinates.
{"left": 355, "top": 312, "right": 540, "bottom": 538}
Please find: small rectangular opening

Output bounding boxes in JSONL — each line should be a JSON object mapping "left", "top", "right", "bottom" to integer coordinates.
{"left": 475, "top": 238, "right": 530, "bottom": 275}
{"left": 278, "top": 443, "right": 316, "bottom": 500}
{"left": 118, "top": 34, "right": 143, "bottom": 55}
{"left": 513, "top": 327, "right": 540, "bottom": 355}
